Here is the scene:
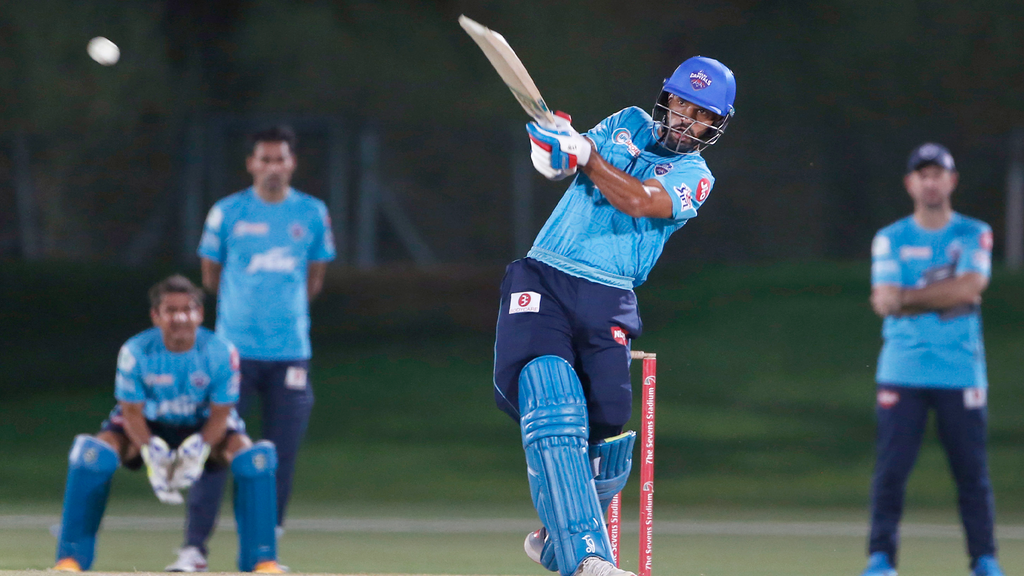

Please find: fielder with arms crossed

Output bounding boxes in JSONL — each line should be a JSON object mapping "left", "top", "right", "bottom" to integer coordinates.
{"left": 53, "top": 275, "right": 282, "bottom": 573}
{"left": 493, "top": 56, "right": 736, "bottom": 576}
{"left": 862, "top": 143, "right": 1003, "bottom": 576}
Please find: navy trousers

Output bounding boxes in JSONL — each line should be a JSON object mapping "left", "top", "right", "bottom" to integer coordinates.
{"left": 185, "top": 359, "right": 314, "bottom": 553}
{"left": 868, "top": 384, "right": 996, "bottom": 566}
{"left": 493, "top": 258, "right": 642, "bottom": 441}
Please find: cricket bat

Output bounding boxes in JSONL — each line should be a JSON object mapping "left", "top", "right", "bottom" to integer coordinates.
{"left": 459, "top": 15, "right": 558, "bottom": 129}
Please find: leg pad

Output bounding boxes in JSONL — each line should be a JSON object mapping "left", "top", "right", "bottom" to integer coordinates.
{"left": 232, "top": 441, "right": 278, "bottom": 572}
{"left": 56, "top": 435, "right": 119, "bottom": 570}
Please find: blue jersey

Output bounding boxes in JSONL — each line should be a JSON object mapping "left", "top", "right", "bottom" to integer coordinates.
{"left": 871, "top": 213, "right": 993, "bottom": 388}
{"left": 115, "top": 327, "right": 241, "bottom": 427}
{"left": 528, "top": 107, "right": 715, "bottom": 289}
{"left": 198, "top": 188, "right": 336, "bottom": 360}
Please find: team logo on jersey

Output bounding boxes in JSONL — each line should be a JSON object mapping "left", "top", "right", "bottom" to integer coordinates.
{"left": 290, "top": 222, "right": 306, "bottom": 241}
{"left": 246, "top": 247, "right": 298, "bottom": 273}
{"left": 654, "top": 163, "right": 673, "bottom": 176}
{"left": 877, "top": 389, "right": 900, "bottom": 409}
{"left": 689, "top": 70, "right": 712, "bottom": 90}
{"left": 696, "top": 178, "right": 711, "bottom": 203}
{"left": 964, "top": 387, "right": 987, "bottom": 409}
{"left": 190, "top": 371, "right": 210, "bottom": 390}
{"left": 900, "top": 246, "right": 932, "bottom": 260}
{"left": 509, "top": 291, "right": 541, "bottom": 314}
{"left": 979, "top": 230, "right": 993, "bottom": 251}
{"left": 674, "top": 183, "right": 693, "bottom": 211}
{"left": 233, "top": 221, "right": 269, "bottom": 237}
{"left": 611, "top": 326, "right": 628, "bottom": 346}
{"left": 613, "top": 129, "right": 642, "bottom": 158}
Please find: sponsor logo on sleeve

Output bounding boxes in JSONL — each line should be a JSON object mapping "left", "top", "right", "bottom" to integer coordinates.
{"left": 612, "top": 128, "right": 642, "bottom": 158}
{"left": 654, "top": 163, "right": 674, "bottom": 177}
{"left": 673, "top": 183, "right": 693, "bottom": 211}
{"left": 872, "top": 235, "right": 892, "bottom": 257}
{"left": 233, "top": 221, "right": 270, "bottom": 237}
{"left": 117, "top": 346, "right": 136, "bottom": 372}
{"left": 115, "top": 374, "right": 135, "bottom": 395}
{"left": 285, "top": 366, "right": 308, "bottom": 390}
{"left": 872, "top": 261, "right": 899, "bottom": 276}
{"left": 979, "top": 230, "right": 993, "bottom": 251}
{"left": 964, "top": 387, "right": 987, "bottom": 409}
{"left": 246, "top": 247, "right": 298, "bottom": 273}
{"left": 228, "top": 374, "right": 240, "bottom": 397}
{"left": 229, "top": 345, "right": 240, "bottom": 371}
{"left": 899, "top": 246, "right": 932, "bottom": 260}
{"left": 973, "top": 251, "right": 991, "bottom": 270}
{"left": 695, "top": 178, "right": 711, "bottom": 203}
{"left": 689, "top": 70, "right": 712, "bottom": 90}
{"left": 205, "top": 206, "right": 224, "bottom": 231}
{"left": 877, "top": 389, "right": 900, "bottom": 409}
{"left": 611, "top": 326, "right": 628, "bottom": 346}
{"left": 509, "top": 291, "right": 542, "bottom": 314}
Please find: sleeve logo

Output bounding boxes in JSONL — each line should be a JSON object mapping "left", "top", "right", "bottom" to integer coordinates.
{"left": 696, "top": 178, "right": 711, "bottom": 203}
{"left": 872, "top": 235, "right": 892, "bottom": 257}
{"left": 673, "top": 183, "right": 693, "bottom": 211}
{"left": 510, "top": 291, "right": 541, "bottom": 314}
{"left": 117, "top": 346, "right": 136, "bottom": 372}
{"left": 979, "top": 230, "right": 993, "bottom": 251}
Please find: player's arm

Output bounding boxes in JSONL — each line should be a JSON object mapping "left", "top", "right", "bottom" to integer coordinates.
{"left": 200, "top": 404, "right": 232, "bottom": 447}
{"left": 119, "top": 401, "right": 153, "bottom": 448}
{"left": 900, "top": 272, "right": 988, "bottom": 312}
{"left": 308, "top": 262, "right": 328, "bottom": 301}
{"left": 200, "top": 258, "right": 222, "bottom": 294}
{"left": 581, "top": 146, "right": 673, "bottom": 218}
{"left": 870, "top": 284, "right": 902, "bottom": 318}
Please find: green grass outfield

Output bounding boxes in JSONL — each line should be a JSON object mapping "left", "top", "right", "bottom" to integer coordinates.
{"left": 1, "top": 261, "right": 1023, "bottom": 573}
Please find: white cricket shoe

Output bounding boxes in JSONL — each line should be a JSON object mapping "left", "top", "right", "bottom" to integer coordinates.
{"left": 524, "top": 528, "right": 546, "bottom": 565}
{"left": 165, "top": 546, "right": 208, "bottom": 572}
{"left": 573, "top": 556, "right": 636, "bottom": 576}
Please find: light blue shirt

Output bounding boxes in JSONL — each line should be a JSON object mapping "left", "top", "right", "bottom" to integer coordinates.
{"left": 528, "top": 106, "right": 715, "bottom": 289}
{"left": 198, "top": 188, "right": 336, "bottom": 360}
{"left": 115, "top": 327, "right": 240, "bottom": 427}
{"left": 871, "top": 213, "right": 992, "bottom": 388}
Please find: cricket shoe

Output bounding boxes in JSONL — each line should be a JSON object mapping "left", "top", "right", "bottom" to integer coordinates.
{"left": 972, "top": 555, "right": 1005, "bottom": 576}
{"left": 165, "top": 546, "right": 208, "bottom": 572}
{"left": 253, "top": 560, "right": 288, "bottom": 573}
{"left": 860, "top": 552, "right": 897, "bottom": 576}
{"left": 53, "top": 558, "right": 82, "bottom": 572}
{"left": 573, "top": 556, "right": 636, "bottom": 576}
{"left": 524, "top": 527, "right": 558, "bottom": 572}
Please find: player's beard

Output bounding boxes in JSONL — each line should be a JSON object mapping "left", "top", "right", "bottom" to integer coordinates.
{"left": 262, "top": 174, "right": 287, "bottom": 193}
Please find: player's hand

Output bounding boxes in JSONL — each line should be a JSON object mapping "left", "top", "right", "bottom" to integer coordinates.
{"left": 141, "top": 437, "right": 183, "bottom": 504}
{"left": 527, "top": 114, "right": 592, "bottom": 176}
{"left": 169, "top": 433, "right": 211, "bottom": 490}
{"left": 529, "top": 138, "right": 577, "bottom": 181}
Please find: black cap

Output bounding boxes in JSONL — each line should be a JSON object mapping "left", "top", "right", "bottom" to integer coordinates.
{"left": 906, "top": 142, "right": 956, "bottom": 174}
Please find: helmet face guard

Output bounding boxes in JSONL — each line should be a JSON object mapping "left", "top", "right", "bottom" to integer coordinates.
{"left": 652, "top": 91, "right": 732, "bottom": 153}
{"left": 652, "top": 56, "right": 736, "bottom": 154}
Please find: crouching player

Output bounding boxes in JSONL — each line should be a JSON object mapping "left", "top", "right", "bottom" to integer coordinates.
{"left": 53, "top": 275, "right": 283, "bottom": 573}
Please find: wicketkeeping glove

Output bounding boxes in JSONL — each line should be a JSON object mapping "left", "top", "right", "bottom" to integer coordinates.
{"left": 169, "top": 433, "right": 211, "bottom": 490}
{"left": 140, "top": 436, "right": 183, "bottom": 505}
{"left": 526, "top": 113, "right": 592, "bottom": 180}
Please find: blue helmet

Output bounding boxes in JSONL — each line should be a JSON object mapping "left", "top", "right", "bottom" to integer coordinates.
{"left": 652, "top": 56, "right": 736, "bottom": 153}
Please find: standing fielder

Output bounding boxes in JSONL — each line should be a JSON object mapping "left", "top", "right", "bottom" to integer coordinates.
{"left": 861, "top": 143, "right": 1003, "bottom": 576}
{"left": 493, "top": 56, "right": 736, "bottom": 576}
{"left": 171, "top": 126, "right": 336, "bottom": 571}
{"left": 53, "top": 275, "right": 281, "bottom": 573}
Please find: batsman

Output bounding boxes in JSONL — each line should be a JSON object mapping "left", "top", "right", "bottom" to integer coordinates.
{"left": 53, "top": 275, "right": 283, "bottom": 573}
{"left": 493, "top": 56, "right": 736, "bottom": 576}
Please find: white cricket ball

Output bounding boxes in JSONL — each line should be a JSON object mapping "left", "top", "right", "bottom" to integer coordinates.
{"left": 87, "top": 37, "right": 120, "bottom": 66}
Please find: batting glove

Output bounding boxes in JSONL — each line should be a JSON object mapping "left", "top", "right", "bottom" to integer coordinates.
{"left": 141, "top": 436, "right": 183, "bottom": 505}
{"left": 169, "top": 433, "right": 211, "bottom": 490}
{"left": 526, "top": 113, "right": 592, "bottom": 178}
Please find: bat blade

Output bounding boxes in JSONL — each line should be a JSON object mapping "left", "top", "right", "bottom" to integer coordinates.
{"left": 459, "top": 15, "right": 557, "bottom": 128}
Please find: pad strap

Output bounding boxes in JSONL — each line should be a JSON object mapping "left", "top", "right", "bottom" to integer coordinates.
{"left": 589, "top": 431, "right": 636, "bottom": 513}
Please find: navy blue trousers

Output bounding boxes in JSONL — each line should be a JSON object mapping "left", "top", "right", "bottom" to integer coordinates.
{"left": 868, "top": 384, "right": 996, "bottom": 566}
{"left": 493, "top": 258, "right": 642, "bottom": 441}
{"left": 185, "top": 359, "right": 314, "bottom": 552}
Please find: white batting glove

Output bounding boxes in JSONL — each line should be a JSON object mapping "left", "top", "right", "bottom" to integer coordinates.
{"left": 526, "top": 115, "right": 592, "bottom": 177}
{"left": 530, "top": 139, "right": 577, "bottom": 181}
{"left": 169, "top": 433, "right": 211, "bottom": 490}
{"left": 140, "top": 437, "right": 183, "bottom": 504}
